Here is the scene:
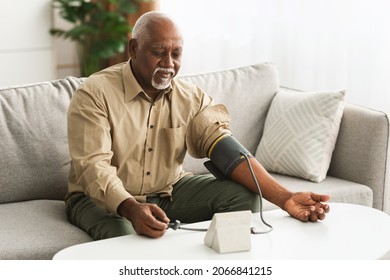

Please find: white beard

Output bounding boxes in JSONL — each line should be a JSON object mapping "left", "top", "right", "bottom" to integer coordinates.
{"left": 152, "top": 67, "right": 175, "bottom": 90}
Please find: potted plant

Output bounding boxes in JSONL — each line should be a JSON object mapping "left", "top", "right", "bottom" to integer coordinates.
{"left": 50, "top": 0, "right": 142, "bottom": 77}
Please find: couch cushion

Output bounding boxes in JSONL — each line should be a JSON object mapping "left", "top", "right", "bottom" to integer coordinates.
{"left": 0, "top": 77, "right": 84, "bottom": 203}
{"left": 256, "top": 90, "right": 345, "bottom": 182}
{"left": 179, "top": 63, "right": 279, "bottom": 174}
{"left": 262, "top": 173, "right": 373, "bottom": 211}
{"left": 0, "top": 200, "right": 92, "bottom": 259}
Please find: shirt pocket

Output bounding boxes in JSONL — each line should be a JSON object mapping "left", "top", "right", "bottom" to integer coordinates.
{"left": 159, "top": 125, "right": 187, "bottom": 166}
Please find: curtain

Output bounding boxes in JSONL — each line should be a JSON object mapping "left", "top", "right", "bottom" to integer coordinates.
{"left": 160, "top": 0, "right": 390, "bottom": 113}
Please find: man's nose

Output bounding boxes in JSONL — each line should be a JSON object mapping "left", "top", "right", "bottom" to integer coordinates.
{"left": 161, "top": 54, "right": 174, "bottom": 68}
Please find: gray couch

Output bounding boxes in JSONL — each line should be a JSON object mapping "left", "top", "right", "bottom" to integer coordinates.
{"left": 1, "top": 63, "right": 389, "bottom": 260}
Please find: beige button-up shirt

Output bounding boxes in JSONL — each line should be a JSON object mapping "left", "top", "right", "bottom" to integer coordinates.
{"left": 67, "top": 61, "right": 231, "bottom": 214}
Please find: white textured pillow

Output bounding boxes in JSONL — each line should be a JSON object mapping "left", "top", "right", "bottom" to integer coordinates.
{"left": 255, "top": 90, "right": 345, "bottom": 182}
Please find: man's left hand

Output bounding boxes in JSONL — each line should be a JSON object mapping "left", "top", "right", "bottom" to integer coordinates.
{"left": 284, "top": 192, "right": 331, "bottom": 222}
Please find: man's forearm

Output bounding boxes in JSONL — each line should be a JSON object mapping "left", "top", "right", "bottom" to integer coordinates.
{"left": 230, "top": 158, "right": 293, "bottom": 210}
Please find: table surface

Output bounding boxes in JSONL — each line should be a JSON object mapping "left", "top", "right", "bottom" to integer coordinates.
{"left": 53, "top": 203, "right": 390, "bottom": 260}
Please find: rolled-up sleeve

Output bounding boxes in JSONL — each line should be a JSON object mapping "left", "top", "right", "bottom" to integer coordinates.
{"left": 186, "top": 104, "right": 232, "bottom": 158}
{"left": 68, "top": 89, "right": 131, "bottom": 214}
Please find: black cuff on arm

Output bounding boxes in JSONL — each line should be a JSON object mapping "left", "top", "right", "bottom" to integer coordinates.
{"left": 204, "top": 134, "right": 253, "bottom": 180}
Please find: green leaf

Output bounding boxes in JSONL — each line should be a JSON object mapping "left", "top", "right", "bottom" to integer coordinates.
{"left": 49, "top": 28, "right": 66, "bottom": 37}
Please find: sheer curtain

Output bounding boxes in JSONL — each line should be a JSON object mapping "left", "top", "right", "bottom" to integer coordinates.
{"left": 160, "top": 0, "right": 390, "bottom": 113}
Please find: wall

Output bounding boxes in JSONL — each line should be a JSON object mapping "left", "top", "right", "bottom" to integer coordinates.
{"left": 0, "top": 0, "right": 54, "bottom": 88}
{"left": 52, "top": 12, "right": 80, "bottom": 79}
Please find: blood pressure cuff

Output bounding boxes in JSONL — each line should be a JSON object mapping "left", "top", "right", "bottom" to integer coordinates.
{"left": 204, "top": 134, "right": 253, "bottom": 180}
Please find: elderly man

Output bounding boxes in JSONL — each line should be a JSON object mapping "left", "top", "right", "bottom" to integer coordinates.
{"left": 66, "top": 11, "right": 330, "bottom": 240}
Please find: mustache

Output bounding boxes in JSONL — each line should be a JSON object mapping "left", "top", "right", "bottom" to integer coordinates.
{"left": 153, "top": 67, "right": 175, "bottom": 76}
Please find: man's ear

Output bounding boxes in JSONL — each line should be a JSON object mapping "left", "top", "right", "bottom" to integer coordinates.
{"left": 128, "top": 38, "right": 137, "bottom": 58}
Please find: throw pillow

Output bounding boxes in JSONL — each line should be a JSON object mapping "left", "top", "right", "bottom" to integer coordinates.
{"left": 255, "top": 89, "right": 346, "bottom": 182}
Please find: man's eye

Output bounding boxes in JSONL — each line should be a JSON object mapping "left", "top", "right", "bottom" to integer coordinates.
{"left": 152, "top": 50, "right": 164, "bottom": 57}
{"left": 173, "top": 52, "right": 182, "bottom": 59}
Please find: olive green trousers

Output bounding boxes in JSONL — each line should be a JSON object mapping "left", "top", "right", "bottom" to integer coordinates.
{"left": 66, "top": 174, "right": 259, "bottom": 240}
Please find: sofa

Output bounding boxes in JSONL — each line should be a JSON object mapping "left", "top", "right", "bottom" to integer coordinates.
{"left": 1, "top": 62, "right": 389, "bottom": 260}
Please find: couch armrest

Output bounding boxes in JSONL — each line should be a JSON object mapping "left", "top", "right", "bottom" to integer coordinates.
{"left": 328, "top": 103, "right": 390, "bottom": 214}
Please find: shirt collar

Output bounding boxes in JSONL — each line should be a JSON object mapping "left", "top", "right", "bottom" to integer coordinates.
{"left": 122, "top": 60, "right": 173, "bottom": 103}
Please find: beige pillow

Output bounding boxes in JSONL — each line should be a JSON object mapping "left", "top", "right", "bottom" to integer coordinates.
{"left": 255, "top": 90, "right": 345, "bottom": 182}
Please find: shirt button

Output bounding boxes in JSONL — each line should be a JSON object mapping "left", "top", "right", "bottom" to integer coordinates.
{"left": 150, "top": 125, "right": 154, "bottom": 129}
{"left": 146, "top": 171, "right": 151, "bottom": 176}
{"left": 148, "top": 148, "right": 153, "bottom": 152}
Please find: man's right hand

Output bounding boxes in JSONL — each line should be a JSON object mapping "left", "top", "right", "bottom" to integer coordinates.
{"left": 117, "top": 197, "right": 170, "bottom": 238}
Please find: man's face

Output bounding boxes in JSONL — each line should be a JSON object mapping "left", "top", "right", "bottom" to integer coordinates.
{"left": 130, "top": 19, "right": 183, "bottom": 95}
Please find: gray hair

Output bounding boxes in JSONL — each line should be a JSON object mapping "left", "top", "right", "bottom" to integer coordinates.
{"left": 132, "top": 11, "right": 179, "bottom": 46}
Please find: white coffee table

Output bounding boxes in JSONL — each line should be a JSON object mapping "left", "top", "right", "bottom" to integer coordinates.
{"left": 53, "top": 203, "right": 390, "bottom": 260}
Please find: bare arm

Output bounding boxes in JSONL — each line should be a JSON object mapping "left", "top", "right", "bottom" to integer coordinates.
{"left": 231, "top": 157, "right": 330, "bottom": 222}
